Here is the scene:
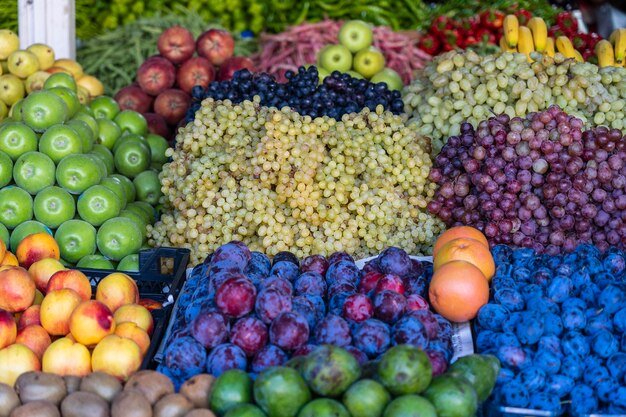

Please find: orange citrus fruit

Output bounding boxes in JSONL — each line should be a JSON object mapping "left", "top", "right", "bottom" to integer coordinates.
{"left": 433, "top": 226, "right": 489, "bottom": 258}
{"left": 434, "top": 237, "right": 495, "bottom": 281}
{"left": 429, "top": 260, "right": 490, "bottom": 322}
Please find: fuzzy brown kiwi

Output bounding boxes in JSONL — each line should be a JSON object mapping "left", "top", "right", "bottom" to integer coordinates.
{"left": 124, "top": 370, "right": 174, "bottom": 405}
{"left": 153, "top": 393, "right": 193, "bottom": 417}
{"left": 0, "top": 383, "right": 20, "bottom": 417}
{"left": 179, "top": 374, "right": 215, "bottom": 409}
{"left": 14, "top": 372, "right": 66, "bottom": 405}
{"left": 79, "top": 372, "right": 123, "bottom": 402}
{"left": 184, "top": 410, "right": 217, "bottom": 417}
{"left": 9, "top": 400, "right": 60, "bottom": 417}
{"left": 60, "top": 391, "right": 109, "bottom": 417}
{"left": 111, "top": 390, "right": 152, "bottom": 417}
{"left": 63, "top": 376, "right": 82, "bottom": 394}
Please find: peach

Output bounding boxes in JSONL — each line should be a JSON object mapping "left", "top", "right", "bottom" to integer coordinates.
{"left": 95, "top": 273, "right": 139, "bottom": 313}
{"left": 92, "top": 334, "right": 141, "bottom": 381}
{"left": 40, "top": 289, "right": 82, "bottom": 336}
{"left": 113, "top": 304, "right": 154, "bottom": 335}
{"left": 17, "top": 304, "right": 40, "bottom": 329}
{"left": 29, "top": 258, "right": 65, "bottom": 293}
{"left": 139, "top": 298, "right": 162, "bottom": 312}
{"left": 16, "top": 324, "right": 51, "bottom": 359}
{"left": 69, "top": 300, "right": 115, "bottom": 347}
{"left": 46, "top": 269, "right": 92, "bottom": 301}
{"left": 1, "top": 251, "right": 18, "bottom": 266}
{"left": 0, "top": 308, "right": 16, "bottom": 349}
{"left": 0, "top": 266, "right": 36, "bottom": 312}
{"left": 42, "top": 337, "right": 91, "bottom": 376}
{"left": 0, "top": 343, "right": 41, "bottom": 386}
{"left": 114, "top": 322, "right": 150, "bottom": 357}
{"left": 33, "top": 289, "right": 44, "bottom": 305}
{"left": 15, "top": 232, "right": 60, "bottom": 269}
{"left": 0, "top": 237, "right": 6, "bottom": 261}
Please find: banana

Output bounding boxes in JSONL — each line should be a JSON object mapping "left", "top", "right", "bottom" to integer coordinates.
{"left": 517, "top": 26, "right": 535, "bottom": 60}
{"left": 595, "top": 39, "right": 615, "bottom": 67}
{"left": 573, "top": 50, "right": 584, "bottom": 63}
{"left": 504, "top": 14, "right": 519, "bottom": 48}
{"left": 528, "top": 17, "right": 548, "bottom": 52}
{"left": 545, "top": 37, "right": 556, "bottom": 57}
{"left": 556, "top": 36, "right": 578, "bottom": 59}
{"left": 610, "top": 28, "right": 626, "bottom": 64}
{"left": 499, "top": 36, "right": 516, "bottom": 52}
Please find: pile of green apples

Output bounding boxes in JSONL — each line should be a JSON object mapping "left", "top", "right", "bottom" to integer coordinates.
{"left": 316, "top": 20, "right": 403, "bottom": 90}
{"left": 0, "top": 72, "right": 169, "bottom": 271}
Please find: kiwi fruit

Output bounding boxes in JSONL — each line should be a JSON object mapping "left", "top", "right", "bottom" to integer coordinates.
{"left": 9, "top": 400, "right": 60, "bottom": 417}
{"left": 111, "top": 390, "right": 152, "bottom": 417}
{"left": 80, "top": 372, "right": 123, "bottom": 402}
{"left": 60, "top": 391, "right": 109, "bottom": 417}
{"left": 64, "top": 376, "right": 83, "bottom": 394}
{"left": 184, "top": 410, "right": 216, "bottom": 417}
{"left": 15, "top": 372, "right": 67, "bottom": 405}
{"left": 0, "top": 383, "right": 20, "bottom": 417}
{"left": 153, "top": 394, "right": 193, "bottom": 417}
{"left": 124, "top": 371, "right": 174, "bottom": 405}
{"left": 179, "top": 374, "right": 215, "bottom": 409}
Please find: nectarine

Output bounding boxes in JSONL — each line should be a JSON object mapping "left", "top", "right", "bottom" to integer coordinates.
{"left": 115, "top": 322, "right": 150, "bottom": 356}
{"left": 42, "top": 337, "right": 91, "bottom": 376}
{"left": 114, "top": 304, "right": 154, "bottom": 335}
{"left": 95, "top": 273, "right": 139, "bottom": 313}
{"left": 0, "top": 266, "right": 36, "bottom": 312}
{"left": 40, "top": 289, "right": 82, "bottom": 336}
{"left": 69, "top": 300, "right": 116, "bottom": 346}
{"left": 92, "top": 334, "right": 142, "bottom": 381}
{"left": 47, "top": 269, "right": 92, "bottom": 301}
{"left": 17, "top": 304, "right": 40, "bottom": 329}
{"left": 15, "top": 232, "right": 60, "bottom": 269}
{"left": 29, "top": 258, "right": 65, "bottom": 293}
{"left": 0, "top": 343, "right": 41, "bottom": 386}
{"left": 16, "top": 324, "right": 51, "bottom": 359}
{"left": 0, "top": 309, "right": 16, "bottom": 349}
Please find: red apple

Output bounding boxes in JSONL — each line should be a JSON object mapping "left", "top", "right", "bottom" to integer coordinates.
{"left": 196, "top": 29, "right": 235, "bottom": 66}
{"left": 137, "top": 57, "right": 176, "bottom": 96}
{"left": 143, "top": 112, "right": 171, "bottom": 138}
{"left": 157, "top": 26, "right": 196, "bottom": 64}
{"left": 176, "top": 57, "right": 215, "bottom": 94}
{"left": 115, "top": 85, "right": 153, "bottom": 113}
{"left": 154, "top": 89, "right": 191, "bottom": 125}
{"left": 217, "top": 56, "right": 256, "bottom": 81}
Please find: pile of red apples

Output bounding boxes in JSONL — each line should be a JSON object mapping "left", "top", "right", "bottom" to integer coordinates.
{"left": 115, "top": 26, "right": 255, "bottom": 140}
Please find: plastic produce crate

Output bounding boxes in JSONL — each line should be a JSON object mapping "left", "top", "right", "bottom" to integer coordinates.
{"left": 76, "top": 247, "right": 190, "bottom": 370}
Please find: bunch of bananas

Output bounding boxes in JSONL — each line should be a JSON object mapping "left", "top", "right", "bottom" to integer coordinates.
{"left": 595, "top": 29, "right": 626, "bottom": 68}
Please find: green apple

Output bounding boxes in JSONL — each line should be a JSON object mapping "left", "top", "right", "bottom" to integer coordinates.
{"left": 0, "top": 121, "right": 38, "bottom": 160}
{"left": 111, "top": 174, "right": 136, "bottom": 203}
{"left": 133, "top": 170, "right": 162, "bottom": 206}
{"left": 46, "top": 86, "right": 80, "bottom": 118}
{"left": 0, "top": 74, "right": 25, "bottom": 106}
{"left": 66, "top": 119, "right": 94, "bottom": 153}
{"left": 9, "top": 220, "right": 52, "bottom": 252}
{"left": 114, "top": 110, "right": 148, "bottom": 136}
{"left": 33, "top": 185, "right": 76, "bottom": 228}
{"left": 127, "top": 201, "right": 155, "bottom": 223}
{"left": 0, "top": 100, "right": 7, "bottom": 120}
{"left": 317, "top": 67, "right": 330, "bottom": 84}
{"left": 54, "top": 219, "right": 97, "bottom": 263}
{"left": 370, "top": 68, "right": 404, "bottom": 91}
{"left": 100, "top": 176, "right": 127, "bottom": 209}
{"left": 44, "top": 72, "right": 77, "bottom": 92}
{"left": 338, "top": 20, "right": 373, "bottom": 53}
{"left": 0, "top": 150, "right": 12, "bottom": 187}
{"left": 146, "top": 134, "right": 169, "bottom": 165}
{"left": 112, "top": 133, "right": 146, "bottom": 154}
{"left": 77, "top": 184, "right": 122, "bottom": 226}
{"left": 114, "top": 140, "right": 151, "bottom": 178}
{"left": 9, "top": 99, "right": 22, "bottom": 121}
{"left": 21, "top": 90, "right": 68, "bottom": 132}
{"left": 85, "top": 153, "right": 109, "bottom": 178}
{"left": 0, "top": 223, "right": 8, "bottom": 248}
{"left": 38, "top": 124, "right": 83, "bottom": 163}
{"left": 96, "top": 118, "right": 122, "bottom": 149}
{"left": 118, "top": 209, "right": 148, "bottom": 234}
{"left": 89, "top": 96, "right": 120, "bottom": 120}
{"left": 56, "top": 153, "right": 102, "bottom": 194}
{"left": 13, "top": 151, "right": 56, "bottom": 195}
{"left": 0, "top": 186, "right": 33, "bottom": 229}
{"left": 72, "top": 111, "right": 99, "bottom": 138}
{"left": 96, "top": 216, "right": 143, "bottom": 261}
{"left": 317, "top": 44, "right": 352, "bottom": 73}
{"left": 346, "top": 70, "right": 364, "bottom": 79}
{"left": 117, "top": 254, "right": 139, "bottom": 272}
{"left": 352, "top": 46, "right": 385, "bottom": 79}
{"left": 90, "top": 144, "right": 115, "bottom": 176}
{"left": 75, "top": 253, "right": 114, "bottom": 270}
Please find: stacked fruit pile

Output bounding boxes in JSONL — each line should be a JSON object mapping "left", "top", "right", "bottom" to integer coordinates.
{"left": 149, "top": 96, "right": 443, "bottom": 263}
{"left": 0, "top": 74, "right": 168, "bottom": 267}
{"left": 0, "top": 233, "right": 155, "bottom": 385}
{"left": 311, "top": 20, "right": 403, "bottom": 89}
{"left": 204, "top": 346, "right": 498, "bottom": 417}
{"left": 0, "top": 29, "right": 104, "bottom": 122}
{"left": 115, "top": 26, "right": 255, "bottom": 140}
{"left": 475, "top": 244, "right": 626, "bottom": 414}
{"left": 402, "top": 49, "right": 626, "bottom": 152}
{"left": 159, "top": 242, "right": 456, "bottom": 385}
{"left": 427, "top": 107, "right": 626, "bottom": 254}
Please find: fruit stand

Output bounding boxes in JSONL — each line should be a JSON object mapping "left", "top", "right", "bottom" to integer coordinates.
{"left": 0, "top": 0, "right": 625, "bottom": 416}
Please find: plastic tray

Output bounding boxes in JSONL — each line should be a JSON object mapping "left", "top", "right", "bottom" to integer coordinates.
{"left": 77, "top": 247, "right": 190, "bottom": 370}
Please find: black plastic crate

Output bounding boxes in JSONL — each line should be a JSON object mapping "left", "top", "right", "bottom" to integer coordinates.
{"left": 76, "top": 247, "right": 190, "bottom": 370}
